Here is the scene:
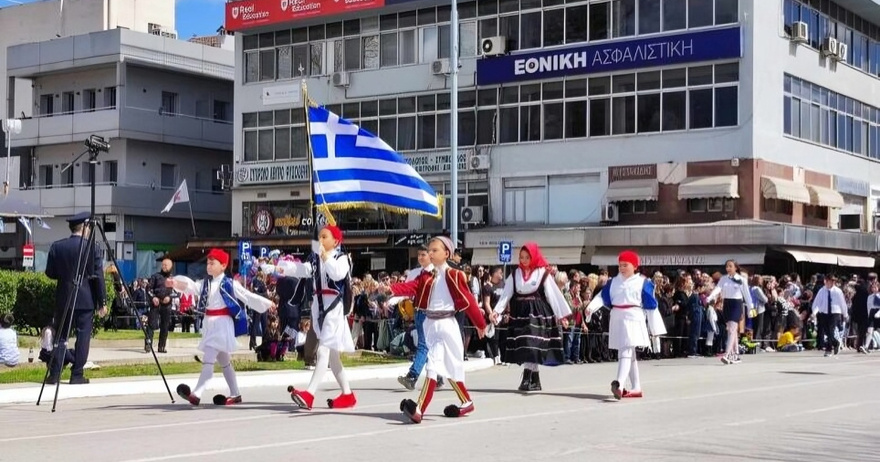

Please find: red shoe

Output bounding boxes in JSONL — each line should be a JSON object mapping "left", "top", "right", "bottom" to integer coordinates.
{"left": 176, "top": 383, "right": 200, "bottom": 406}
{"left": 327, "top": 393, "right": 357, "bottom": 409}
{"left": 400, "top": 399, "right": 422, "bottom": 424}
{"left": 213, "top": 394, "right": 243, "bottom": 405}
{"left": 622, "top": 390, "right": 643, "bottom": 398}
{"left": 443, "top": 402, "right": 474, "bottom": 418}
{"left": 290, "top": 388, "right": 314, "bottom": 410}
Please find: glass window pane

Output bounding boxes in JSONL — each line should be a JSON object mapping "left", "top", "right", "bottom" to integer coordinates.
{"left": 662, "top": 91, "right": 686, "bottom": 131}
{"left": 612, "top": 74, "right": 635, "bottom": 93}
{"left": 399, "top": 29, "right": 417, "bottom": 65}
{"left": 258, "top": 130, "right": 274, "bottom": 161}
{"left": 244, "top": 131, "right": 258, "bottom": 161}
{"left": 565, "top": 101, "right": 587, "bottom": 138}
{"left": 662, "top": 67, "right": 686, "bottom": 87}
{"left": 638, "top": 93, "right": 661, "bottom": 133}
{"left": 716, "top": 0, "right": 739, "bottom": 25}
{"left": 544, "top": 9, "right": 565, "bottom": 46}
{"left": 544, "top": 103, "right": 564, "bottom": 140}
{"left": 418, "top": 114, "right": 436, "bottom": 149}
{"left": 458, "top": 111, "right": 476, "bottom": 146}
{"left": 500, "top": 107, "right": 519, "bottom": 143}
{"left": 520, "top": 104, "right": 541, "bottom": 141}
{"left": 543, "top": 81, "right": 564, "bottom": 100}
{"left": 418, "top": 95, "right": 436, "bottom": 112}
{"left": 477, "top": 109, "right": 496, "bottom": 144}
{"left": 688, "top": 0, "right": 713, "bottom": 27}
{"left": 398, "top": 97, "right": 416, "bottom": 114}
{"left": 380, "top": 118, "right": 397, "bottom": 149}
{"left": 461, "top": 21, "right": 478, "bottom": 57}
{"left": 589, "top": 2, "right": 609, "bottom": 40}
{"left": 715, "top": 86, "right": 738, "bottom": 127}
{"left": 260, "top": 49, "right": 275, "bottom": 81}
{"left": 714, "top": 63, "right": 739, "bottom": 83}
{"left": 612, "top": 96, "right": 635, "bottom": 134}
{"left": 521, "top": 12, "right": 542, "bottom": 49}
{"left": 639, "top": 0, "right": 661, "bottom": 34}
{"left": 380, "top": 33, "right": 398, "bottom": 67}
{"left": 638, "top": 71, "right": 661, "bottom": 90}
{"left": 499, "top": 15, "right": 520, "bottom": 51}
{"left": 590, "top": 98, "right": 611, "bottom": 136}
{"left": 566, "top": 78, "right": 587, "bottom": 97}
{"left": 362, "top": 35, "right": 379, "bottom": 69}
{"left": 501, "top": 86, "right": 519, "bottom": 104}
{"left": 689, "top": 88, "right": 713, "bottom": 129}
{"left": 589, "top": 76, "right": 611, "bottom": 95}
{"left": 566, "top": 6, "right": 589, "bottom": 43}
{"left": 613, "top": 0, "right": 636, "bottom": 38}
{"left": 275, "top": 127, "right": 291, "bottom": 160}
{"left": 398, "top": 116, "right": 416, "bottom": 150}
{"left": 662, "top": 0, "right": 686, "bottom": 31}
{"left": 688, "top": 65, "right": 713, "bottom": 85}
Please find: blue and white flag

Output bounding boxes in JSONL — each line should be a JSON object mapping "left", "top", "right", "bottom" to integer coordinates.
{"left": 35, "top": 217, "right": 50, "bottom": 230}
{"left": 307, "top": 106, "right": 441, "bottom": 217}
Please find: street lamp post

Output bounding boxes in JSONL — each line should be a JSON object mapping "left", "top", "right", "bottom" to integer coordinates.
{"left": 2, "top": 118, "right": 22, "bottom": 195}
{"left": 449, "top": 0, "right": 460, "bottom": 251}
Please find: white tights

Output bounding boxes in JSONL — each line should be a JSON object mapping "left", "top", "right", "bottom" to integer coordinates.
{"left": 306, "top": 345, "right": 351, "bottom": 395}
{"left": 864, "top": 328, "right": 876, "bottom": 350}
{"left": 192, "top": 347, "right": 239, "bottom": 398}
{"left": 724, "top": 321, "right": 739, "bottom": 357}
{"left": 615, "top": 347, "right": 641, "bottom": 392}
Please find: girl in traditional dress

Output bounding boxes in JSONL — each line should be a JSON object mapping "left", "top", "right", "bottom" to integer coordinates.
{"left": 491, "top": 242, "right": 571, "bottom": 392}
{"left": 586, "top": 250, "right": 665, "bottom": 400}
{"left": 276, "top": 225, "right": 357, "bottom": 410}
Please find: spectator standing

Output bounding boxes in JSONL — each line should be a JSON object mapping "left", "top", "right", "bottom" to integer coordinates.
{"left": 147, "top": 258, "right": 175, "bottom": 353}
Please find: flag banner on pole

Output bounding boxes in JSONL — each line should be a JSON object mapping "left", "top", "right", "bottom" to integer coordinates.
{"left": 307, "top": 105, "right": 441, "bottom": 218}
{"left": 17, "top": 216, "right": 31, "bottom": 236}
{"left": 36, "top": 217, "right": 50, "bottom": 230}
{"left": 160, "top": 179, "right": 190, "bottom": 214}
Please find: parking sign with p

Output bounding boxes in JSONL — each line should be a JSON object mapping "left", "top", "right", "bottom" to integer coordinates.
{"left": 498, "top": 241, "right": 513, "bottom": 263}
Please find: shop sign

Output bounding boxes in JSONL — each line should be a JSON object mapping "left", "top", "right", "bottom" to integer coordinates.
{"left": 609, "top": 164, "right": 657, "bottom": 182}
{"left": 235, "top": 160, "right": 310, "bottom": 186}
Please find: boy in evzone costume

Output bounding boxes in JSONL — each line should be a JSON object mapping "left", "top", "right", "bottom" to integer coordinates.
{"left": 388, "top": 236, "right": 487, "bottom": 423}
{"left": 170, "top": 249, "right": 275, "bottom": 405}
{"left": 586, "top": 250, "right": 665, "bottom": 400}
{"left": 278, "top": 225, "right": 358, "bottom": 410}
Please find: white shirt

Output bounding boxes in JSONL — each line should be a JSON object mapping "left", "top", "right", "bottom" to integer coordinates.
{"left": 428, "top": 263, "right": 455, "bottom": 313}
{"left": 405, "top": 264, "right": 433, "bottom": 282}
{"left": 0, "top": 327, "right": 20, "bottom": 366}
{"left": 812, "top": 285, "right": 848, "bottom": 316}
{"left": 586, "top": 274, "right": 647, "bottom": 313}
{"left": 174, "top": 275, "right": 273, "bottom": 313}
{"left": 708, "top": 274, "right": 754, "bottom": 310}
{"left": 276, "top": 250, "right": 350, "bottom": 289}
{"left": 493, "top": 267, "right": 572, "bottom": 319}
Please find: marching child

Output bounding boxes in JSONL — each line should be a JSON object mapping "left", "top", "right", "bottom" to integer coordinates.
{"left": 387, "top": 236, "right": 487, "bottom": 424}
{"left": 278, "top": 225, "right": 357, "bottom": 410}
{"left": 169, "top": 248, "right": 274, "bottom": 405}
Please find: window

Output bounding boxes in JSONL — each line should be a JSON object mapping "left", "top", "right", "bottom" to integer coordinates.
{"left": 548, "top": 174, "right": 602, "bottom": 223}
{"left": 161, "top": 163, "right": 177, "bottom": 190}
{"left": 161, "top": 92, "right": 178, "bottom": 116}
{"left": 62, "top": 92, "right": 74, "bottom": 114}
{"left": 784, "top": 74, "right": 879, "bottom": 160}
{"left": 805, "top": 205, "right": 828, "bottom": 220}
{"left": 503, "top": 177, "right": 546, "bottom": 224}
{"left": 104, "top": 87, "right": 117, "bottom": 108}
{"left": 103, "top": 161, "right": 118, "bottom": 184}
{"left": 39, "top": 165, "right": 52, "bottom": 188}
{"left": 688, "top": 198, "right": 736, "bottom": 213}
{"left": 613, "top": 0, "right": 636, "bottom": 38}
{"left": 619, "top": 200, "right": 658, "bottom": 214}
{"left": 83, "top": 89, "right": 96, "bottom": 112}
{"left": 589, "top": 2, "right": 610, "bottom": 41}
{"left": 61, "top": 164, "right": 73, "bottom": 186}
{"left": 638, "top": 0, "right": 661, "bottom": 34}
{"left": 662, "top": 0, "right": 686, "bottom": 31}
{"left": 40, "top": 94, "right": 54, "bottom": 116}
{"left": 214, "top": 101, "right": 231, "bottom": 122}
{"left": 762, "top": 197, "right": 793, "bottom": 215}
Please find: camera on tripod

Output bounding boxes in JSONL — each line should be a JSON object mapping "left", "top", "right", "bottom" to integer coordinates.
{"left": 84, "top": 135, "right": 110, "bottom": 153}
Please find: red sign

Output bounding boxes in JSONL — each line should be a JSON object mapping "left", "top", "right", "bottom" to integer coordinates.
{"left": 226, "top": 0, "right": 386, "bottom": 32}
{"left": 22, "top": 244, "right": 34, "bottom": 257}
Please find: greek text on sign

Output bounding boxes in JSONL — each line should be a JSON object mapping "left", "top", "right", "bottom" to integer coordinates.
{"left": 236, "top": 160, "right": 309, "bottom": 185}
{"left": 477, "top": 26, "right": 742, "bottom": 86}
{"left": 404, "top": 150, "right": 471, "bottom": 175}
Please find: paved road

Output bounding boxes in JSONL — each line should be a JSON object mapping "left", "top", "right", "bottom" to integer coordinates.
{"left": 1, "top": 353, "right": 877, "bottom": 462}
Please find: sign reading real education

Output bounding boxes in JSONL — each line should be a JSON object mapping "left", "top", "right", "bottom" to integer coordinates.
{"left": 477, "top": 27, "right": 742, "bottom": 86}
{"left": 226, "top": 0, "right": 386, "bottom": 31}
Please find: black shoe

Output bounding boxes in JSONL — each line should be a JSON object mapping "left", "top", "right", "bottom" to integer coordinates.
{"left": 397, "top": 374, "right": 417, "bottom": 391}
{"left": 69, "top": 376, "right": 90, "bottom": 385}
{"left": 46, "top": 375, "right": 59, "bottom": 385}
{"left": 529, "top": 371, "right": 542, "bottom": 391}
{"left": 436, "top": 376, "right": 445, "bottom": 388}
{"left": 518, "top": 369, "right": 532, "bottom": 392}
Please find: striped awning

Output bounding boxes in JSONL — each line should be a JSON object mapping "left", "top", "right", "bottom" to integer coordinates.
{"left": 805, "top": 185, "right": 845, "bottom": 208}
{"left": 760, "top": 177, "right": 811, "bottom": 204}
{"left": 678, "top": 175, "right": 739, "bottom": 200}
{"left": 605, "top": 179, "right": 659, "bottom": 202}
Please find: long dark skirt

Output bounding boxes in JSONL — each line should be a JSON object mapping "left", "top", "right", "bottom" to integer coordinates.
{"left": 505, "top": 297, "right": 564, "bottom": 366}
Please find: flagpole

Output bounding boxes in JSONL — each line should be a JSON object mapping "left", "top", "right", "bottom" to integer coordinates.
{"left": 449, "top": 0, "right": 460, "bottom": 250}
{"left": 187, "top": 199, "right": 197, "bottom": 238}
{"left": 301, "top": 81, "right": 320, "bottom": 246}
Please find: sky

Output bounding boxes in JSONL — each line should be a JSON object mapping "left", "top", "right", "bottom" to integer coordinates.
{"left": 0, "top": 0, "right": 226, "bottom": 39}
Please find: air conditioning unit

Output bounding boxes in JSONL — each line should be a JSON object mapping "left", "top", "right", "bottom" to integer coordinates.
{"left": 469, "top": 154, "right": 490, "bottom": 170}
{"left": 481, "top": 36, "right": 507, "bottom": 57}
{"left": 790, "top": 21, "right": 808, "bottom": 43}
{"left": 460, "top": 206, "right": 483, "bottom": 224}
{"left": 150, "top": 25, "right": 178, "bottom": 39}
{"left": 332, "top": 72, "right": 350, "bottom": 87}
{"left": 836, "top": 42, "right": 849, "bottom": 62}
{"left": 431, "top": 58, "right": 450, "bottom": 75}
{"left": 821, "top": 37, "right": 838, "bottom": 57}
{"left": 602, "top": 202, "right": 619, "bottom": 223}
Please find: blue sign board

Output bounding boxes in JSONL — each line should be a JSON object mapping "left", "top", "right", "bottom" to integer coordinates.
{"left": 477, "top": 26, "right": 742, "bottom": 86}
{"left": 498, "top": 241, "right": 513, "bottom": 263}
{"left": 239, "top": 240, "right": 252, "bottom": 261}
{"left": 258, "top": 246, "right": 271, "bottom": 259}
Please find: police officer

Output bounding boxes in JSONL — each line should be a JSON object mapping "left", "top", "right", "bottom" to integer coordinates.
{"left": 45, "top": 212, "right": 107, "bottom": 385}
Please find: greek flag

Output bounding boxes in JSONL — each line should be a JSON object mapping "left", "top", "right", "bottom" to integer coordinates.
{"left": 308, "top": 106, "right": 441, "bottom": 217}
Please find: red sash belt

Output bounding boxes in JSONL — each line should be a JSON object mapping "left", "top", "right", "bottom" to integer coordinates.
{"left": 206, "top": 308, "right": 231, "bottom": 317}
{"left": 318, "top": 289, "right": 340, "bottom": 296}
{"left": 613, "top": 305, "right": 639, "bottom": 309}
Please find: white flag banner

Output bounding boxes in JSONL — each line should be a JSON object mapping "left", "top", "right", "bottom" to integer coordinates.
{"left": 17, "top": 216, "right": 32, "bottom": 236}
{"left": 36, "top": 217, "right": 50, "bottom": 230}
{"left": 160, "top": 179, "right": 190, "bottom": 214}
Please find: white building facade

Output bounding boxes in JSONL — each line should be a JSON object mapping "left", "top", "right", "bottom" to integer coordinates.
{"left": 226, "top": 0, "right": 880, "bottom": 274}
{"left": 5, "top": 28, "right": 234, "bottom": 278}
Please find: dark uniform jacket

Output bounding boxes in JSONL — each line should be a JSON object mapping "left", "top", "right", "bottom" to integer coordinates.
{"left": 45, "top": 234, "right": 106, "bottom": 312}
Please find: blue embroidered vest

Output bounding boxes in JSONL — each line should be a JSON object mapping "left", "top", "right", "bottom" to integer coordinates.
{"left": 198, "top": 276, "right": 248, "bottom": 337}
{"left": 600, "top": 277, "right": 658, "bottom": 310}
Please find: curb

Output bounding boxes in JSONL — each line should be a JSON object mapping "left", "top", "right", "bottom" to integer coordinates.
{"left": 0, "top": 359, "right": 496, "bottom": 404}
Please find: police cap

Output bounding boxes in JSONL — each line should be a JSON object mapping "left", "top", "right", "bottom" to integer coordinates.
{"left": 66, "top": 212, "right": 91, "bottom": 226}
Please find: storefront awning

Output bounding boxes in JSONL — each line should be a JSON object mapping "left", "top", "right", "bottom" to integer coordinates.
{"left": 760, "top": 177, "right": 811, "bottom": 204}
{"left": 591, "top": 246, "right": 766, "bottom": 267}
{"left": 471, "top": 247, "right": 586, "bottom": 266}
{"left": 779, "top": 247, "right": 875, "bottom": 267}
{"left": 605, "top": 179, "right": 659, "bottom": 202}
{"left": 805, "top": 185, "right": 845, "bottom": 208}
{"left": 678, "top": 175, "right": 739, "bottom": 200}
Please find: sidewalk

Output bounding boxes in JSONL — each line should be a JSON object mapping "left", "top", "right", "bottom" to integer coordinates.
{"left": 0, "top": 358, "right": 495, "bottom": 404}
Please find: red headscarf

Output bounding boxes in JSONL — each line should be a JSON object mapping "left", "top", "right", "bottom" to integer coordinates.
{"left": 323, "top": 225, "right": 343, "bottom": 244}
{"left": 207, "top": 248, "right": 230, "bottom": 267}
{"left": 519, "top": 242, "right": 549, "bottom": 280}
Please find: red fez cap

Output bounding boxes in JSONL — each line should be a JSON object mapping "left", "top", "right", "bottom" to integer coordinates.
{"left": 618, "top": 250, "right": 640, "bottom": 268}
{"left": 324, "top": 224, "right": 343, "bottom": 244}
{"left": 207, "top": 248, "right": 230, "bottom": 267}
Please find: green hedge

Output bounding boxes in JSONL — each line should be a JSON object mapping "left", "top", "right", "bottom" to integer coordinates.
{"left": 0, "top": 270, "right": 117, "bottom": 336}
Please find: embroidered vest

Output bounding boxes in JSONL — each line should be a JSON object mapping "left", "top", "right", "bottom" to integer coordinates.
{"left": 198, "top": 276, "right": 248, "bottom": 337}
